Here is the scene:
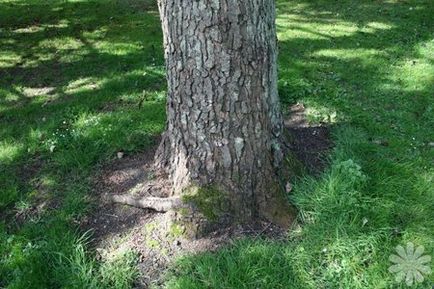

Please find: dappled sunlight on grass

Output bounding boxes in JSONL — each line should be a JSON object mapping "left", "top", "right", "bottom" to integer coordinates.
{"left": 312, "top": 48, "right": 388, "bottom": 60}
{"left": 0, "top": 140, "right": 23, "bottom": 164}
{"left": 64, "top": 77, "right": 102, "bottom": 94}
{"left": 1, "top": 0, "right": 433, "bottom": 288}
{"left": 0, "top": 51, "right": 21, "bottom": 68}
{"left": 166, "top": 0, "right": 433, "bottom": 288}
{"left": 0, "top": 0, "right": 164, "bottom": 287}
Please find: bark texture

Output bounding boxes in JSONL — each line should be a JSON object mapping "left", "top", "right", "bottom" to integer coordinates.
{"left": 156, "top": 0, "right": 292, "bottom": 226}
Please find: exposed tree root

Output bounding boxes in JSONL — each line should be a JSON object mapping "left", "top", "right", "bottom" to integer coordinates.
{"left": 110, "top": 195, "right": 185, "bottom": 212}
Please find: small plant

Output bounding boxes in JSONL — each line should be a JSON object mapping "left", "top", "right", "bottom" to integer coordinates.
{"left": 334, "top": 159, "right": 367, "bottom": 186}
{"left": 168, "top": 222, "right": 185, "bottom": 239}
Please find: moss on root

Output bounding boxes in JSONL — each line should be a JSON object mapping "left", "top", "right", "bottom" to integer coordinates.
{"left": 168, "top": 222, "right": 185, "bottom": 239}
{"left": 263, "top": 191, "right": 296, "bottom": 229}
{"left": 182, "top": 185, "right": 228, "bottom": 222}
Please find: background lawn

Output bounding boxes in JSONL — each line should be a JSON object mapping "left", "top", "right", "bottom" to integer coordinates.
{"left": 1, "top": 0, "right": 433, "bottom": 288}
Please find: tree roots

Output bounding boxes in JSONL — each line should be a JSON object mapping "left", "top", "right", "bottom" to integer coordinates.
{"left": 110, "top": 195, "right": 185, "bottom": 212}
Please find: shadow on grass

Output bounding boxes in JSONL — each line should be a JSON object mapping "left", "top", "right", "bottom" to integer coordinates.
{"left": 0, "top": 0, "right": 166, "bottom": 288}
{"left": 0, "top": 0, "right": 166, "bottom": 198}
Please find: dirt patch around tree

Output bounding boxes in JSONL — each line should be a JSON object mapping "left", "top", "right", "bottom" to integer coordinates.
{"left": 285, "top": 103, "right": 333, "bottom": 174}
{"left": 82, "top": 103, "right": 332, "bottom": 288}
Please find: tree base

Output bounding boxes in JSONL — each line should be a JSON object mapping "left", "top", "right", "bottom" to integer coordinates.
{"left": 110, "top": 183, "right": 296, "bottom": 238}
{"left": 108, "top": 136, "right": 296, "bottom": 239}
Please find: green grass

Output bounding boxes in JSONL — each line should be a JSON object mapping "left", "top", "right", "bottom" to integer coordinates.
{"left": 1, "top": 0, "right": 433, "bottom": 288}
{"left": 165, "top": 1, "right": 434, "bottom": 288}
{"left": 0, "top": 0, "right": 163, "bottom": 288}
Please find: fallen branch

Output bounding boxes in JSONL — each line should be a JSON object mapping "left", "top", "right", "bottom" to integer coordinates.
{"left": 110, "top": 195, "right": 185, "bottom": 212}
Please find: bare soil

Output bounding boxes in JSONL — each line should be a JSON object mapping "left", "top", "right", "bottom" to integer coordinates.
{"left": 83, "top": 103, "right": 332, "bottom": 288}
{"left": 285, "top": 103, "right": 333, "bottom": 174}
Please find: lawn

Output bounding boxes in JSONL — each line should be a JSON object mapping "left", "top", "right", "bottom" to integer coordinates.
{"left": 0, "top": 0, "right": 433, "bottom": 288}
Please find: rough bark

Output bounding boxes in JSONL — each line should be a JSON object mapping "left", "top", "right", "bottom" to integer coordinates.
{"left": 155, "top": 0, "right": 293, "bottom": 228}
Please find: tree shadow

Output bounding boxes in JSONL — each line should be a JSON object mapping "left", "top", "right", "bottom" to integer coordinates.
{"left": 0, "top": 0, "right": 164, "bottom": 108}
{"left": 0, "top": 1, "right": 168, "bottom": 286}
{"left": 0, "top": 1, "right": 166, "bottom": 227}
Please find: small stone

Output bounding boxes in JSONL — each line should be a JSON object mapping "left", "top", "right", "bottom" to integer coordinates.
{"left": 117, "top": 151, "right": 124, "bottom": 159}
{"left": 285, "top": 182, "right": 293, "bottom": 193}
{"left": 139, "top": 254, "right": 145, "bottom": 263}
{"left": 173, "top": 240, "right": 181, "bottom": 246}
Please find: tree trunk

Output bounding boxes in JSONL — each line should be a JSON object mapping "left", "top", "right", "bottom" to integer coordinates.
{"left": 155, "top": 0, "right": 293, "bottom": 229}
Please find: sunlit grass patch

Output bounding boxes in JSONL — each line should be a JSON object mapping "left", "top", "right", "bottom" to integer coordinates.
{"left": 0, "top": 51, "right": 21, "bottom": 68}
{"left": 64, "top": 77, "right": 102, "bottom": 94}
{"left": 0, "top": 140, "right": 23, "bottom": 164}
